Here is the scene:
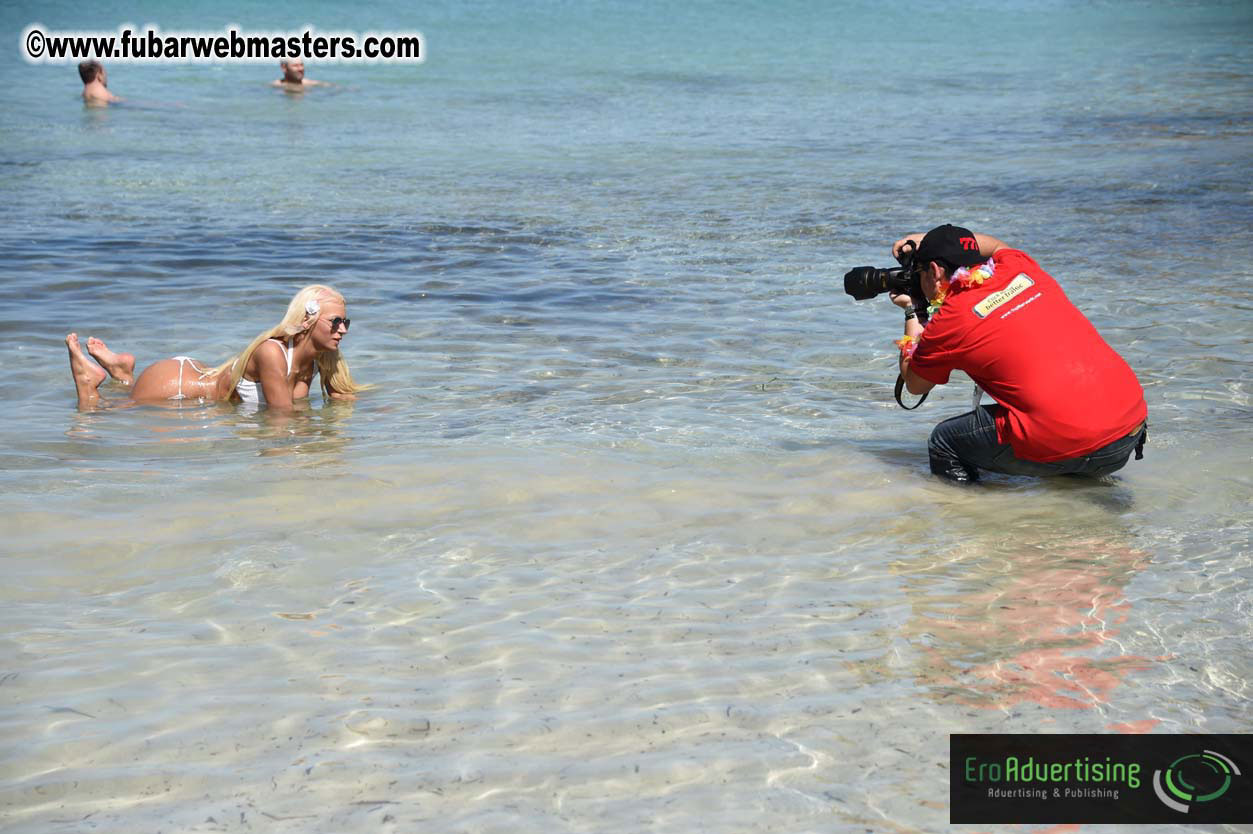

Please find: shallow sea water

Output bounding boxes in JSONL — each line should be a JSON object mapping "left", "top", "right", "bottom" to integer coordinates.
{"left": 1, "top": 1, "right": 1251, "bottom": 832}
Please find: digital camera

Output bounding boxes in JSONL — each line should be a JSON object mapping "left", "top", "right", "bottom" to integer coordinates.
{"left": 843, "top": 240, "right": 929, "bottom": 321}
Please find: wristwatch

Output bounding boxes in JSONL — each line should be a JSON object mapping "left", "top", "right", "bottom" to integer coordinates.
{"left": 903, "top": 304, "right": 917, "bottom": 321}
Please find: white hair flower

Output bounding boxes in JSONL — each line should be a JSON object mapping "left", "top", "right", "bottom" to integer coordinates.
{"left": 305, "top": 299, "right": 320, "bottom": 318}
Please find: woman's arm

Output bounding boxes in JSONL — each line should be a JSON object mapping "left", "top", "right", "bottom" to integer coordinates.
{"left": 252, "top": 340, "right": 294, "bottom": 411}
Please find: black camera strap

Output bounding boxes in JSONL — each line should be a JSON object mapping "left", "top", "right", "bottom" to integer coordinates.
{"left": 894, "top": 374, "right": 929, "bottom": 410}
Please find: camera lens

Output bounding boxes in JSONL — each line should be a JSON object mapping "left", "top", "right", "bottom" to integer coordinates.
{"left": 844, "top": 266, "right": 888, "bottom": 300}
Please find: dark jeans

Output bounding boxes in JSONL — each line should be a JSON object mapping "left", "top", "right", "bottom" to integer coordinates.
{"left": 928, "top": 405, "right": 1146, "bottom": 483}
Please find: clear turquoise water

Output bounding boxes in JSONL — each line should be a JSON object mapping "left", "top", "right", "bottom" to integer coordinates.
{"left": 1, "top": 1, "right": 1250, "bottom": 832}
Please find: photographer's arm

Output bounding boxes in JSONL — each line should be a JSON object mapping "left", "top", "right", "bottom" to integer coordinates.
{"left": 891, "top": 232, "right": 1009, "bottom": 260}
{"left": 900, "top": 360, "right": 936, "bottom": 396}
{"left": 891, "top": 293, "right": 937, "bottom": 396}
{"left": 973, "top": 233, "right": 1008, "bottom": 257}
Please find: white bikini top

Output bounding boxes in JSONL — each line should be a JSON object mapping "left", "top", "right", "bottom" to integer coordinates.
{"left": 235, "top": 339, "right": 293, "bottom": 405}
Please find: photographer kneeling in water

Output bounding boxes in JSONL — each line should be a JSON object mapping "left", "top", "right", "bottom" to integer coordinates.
{"left": 881, "top": 224, "right": 1146, "bottom": 483}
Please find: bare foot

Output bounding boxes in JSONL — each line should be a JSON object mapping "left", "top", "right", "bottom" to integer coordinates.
{"left": 86, "top": 336, "right": 135, "bottom": 385}
{"left": 67, "top": 333, "right": 107, "bottom": 408}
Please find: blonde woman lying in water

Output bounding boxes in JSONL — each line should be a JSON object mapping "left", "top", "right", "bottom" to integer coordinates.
{"left": 66, "top": 285, "right": 362, "bottom": 411}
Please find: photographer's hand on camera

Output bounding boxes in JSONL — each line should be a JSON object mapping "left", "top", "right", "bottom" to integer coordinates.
{"left": 892, "top": 235, "right": 925, "bottom": 262}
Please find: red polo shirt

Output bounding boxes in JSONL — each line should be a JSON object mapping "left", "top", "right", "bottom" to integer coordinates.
{"left": 909, "top": 249, "right": 1146, "bottom": 462}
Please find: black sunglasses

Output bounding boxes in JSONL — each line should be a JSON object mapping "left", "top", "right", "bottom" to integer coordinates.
{"left": 327, "top": 316, "right": 351, "bottom": 332}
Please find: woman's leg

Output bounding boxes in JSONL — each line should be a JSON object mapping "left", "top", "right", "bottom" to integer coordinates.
{"left": 65, "top": 333, "right": 107, "bottom": 409}
{"left": 67, "top": 335, "right": 221, "bottom": 406}
{"left": 85, "top": 337, "right": 135, "bottom": 385}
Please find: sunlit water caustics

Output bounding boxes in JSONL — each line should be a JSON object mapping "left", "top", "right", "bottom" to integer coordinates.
{"left": 1, "top": 1, "right": 1250, "bottom": 831}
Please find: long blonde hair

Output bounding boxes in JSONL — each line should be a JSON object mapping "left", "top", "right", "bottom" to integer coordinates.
{"left": 211, "top": 285, "right": 363, "bottom": 398}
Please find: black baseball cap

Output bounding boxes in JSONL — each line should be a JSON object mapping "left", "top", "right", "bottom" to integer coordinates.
{"left": 915, "top": 224, "right": 984, "bottom": 269}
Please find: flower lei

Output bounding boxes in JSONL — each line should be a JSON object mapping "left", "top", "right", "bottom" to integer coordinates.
{"left": 895, "top": 259, "right": 996, "bottom": 359}
{"left": 895, "top": 334, "right": 919, "bottom": 359}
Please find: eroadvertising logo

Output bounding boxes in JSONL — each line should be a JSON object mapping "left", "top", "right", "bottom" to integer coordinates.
{"left": 950, "top": 734, "right": 1251, "bottom": 824}
{"left": 1153, "top": 749, "right": 1239, "bottom": 813}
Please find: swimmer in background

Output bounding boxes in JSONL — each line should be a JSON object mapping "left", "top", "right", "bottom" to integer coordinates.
{"left": 79, "top": 60, "right": 120, "bottom": 106}
{"left": 272, "top": 59, "right": 327, "bottom": 91}
{"left": 65, "top": 285, "right": 361, "bottom": 411}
